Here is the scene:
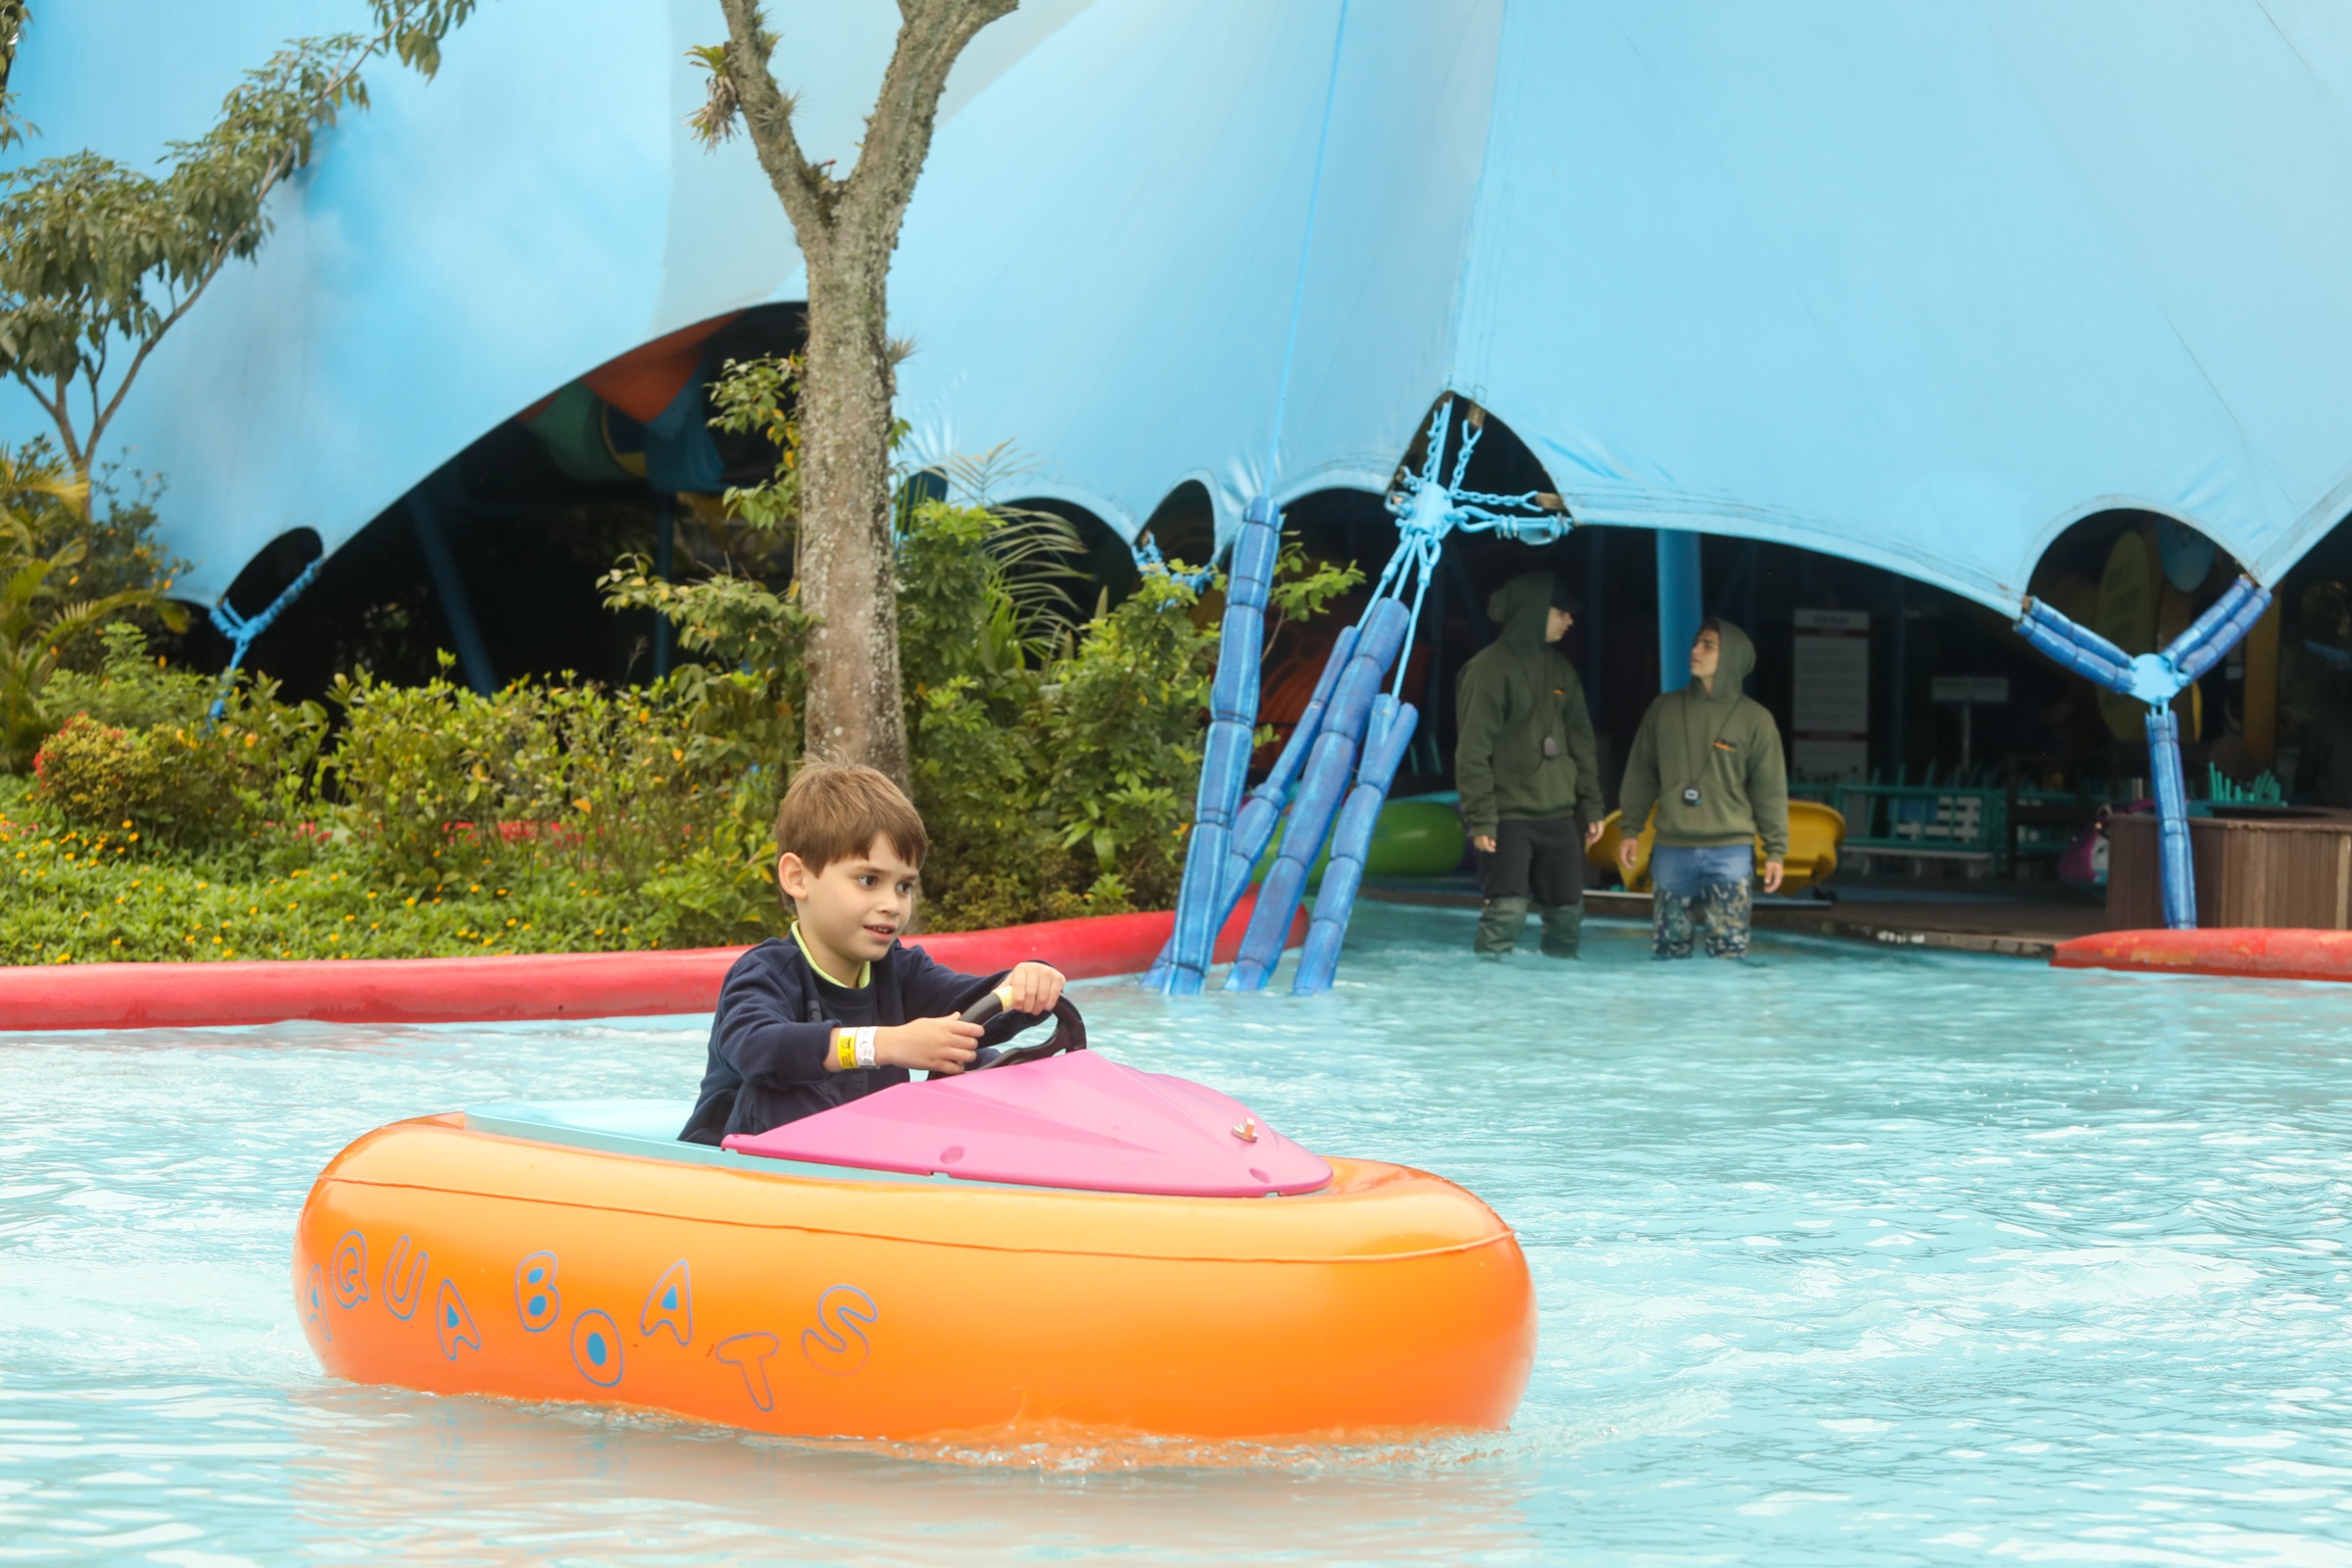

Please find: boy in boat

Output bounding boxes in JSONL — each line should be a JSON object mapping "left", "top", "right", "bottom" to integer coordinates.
{"left": 679, "top": 762, "right": 1066, "bottom": 1143}
{"left": 1616, "top": 618, "right": 1788, "bottom": 959}
{"left": 1453, "top": 570, "right": 1606, "bottom": 958}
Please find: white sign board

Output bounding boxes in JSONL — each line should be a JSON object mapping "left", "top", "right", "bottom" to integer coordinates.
{"left": 1791, "top": 609, "right": 1869, "bottom": 783}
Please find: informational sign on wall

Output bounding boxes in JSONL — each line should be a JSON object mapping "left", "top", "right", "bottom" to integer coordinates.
{"left": 1791, "top": 609, "right": 1870, "bottom": 782}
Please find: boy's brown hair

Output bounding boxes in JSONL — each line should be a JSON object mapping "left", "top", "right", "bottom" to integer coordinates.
{"left": 774, "top": 762, "right": 928, "bottom": 883}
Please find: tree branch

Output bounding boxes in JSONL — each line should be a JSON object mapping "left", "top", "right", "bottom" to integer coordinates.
{"left": 85, "top": 191, "right": 281, "bottom": 460}
{"left": 843, "top": 0, "right": 1014, "bottom": 245}
{"left": 80, "top": 23, "right": 383, "bottom": 462}
{"left": 715, "top": 0, "right": 838, "bottom": 250}
{"left": 28, "top": 371, "right": 77, "bottom": 479}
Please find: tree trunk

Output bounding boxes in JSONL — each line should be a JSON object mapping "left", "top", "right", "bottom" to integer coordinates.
{"left": 797, "top": 259, "right": 906, "bottom": 778}
{"left": 710, "top": 0, "right": 1014, "bottom": 791}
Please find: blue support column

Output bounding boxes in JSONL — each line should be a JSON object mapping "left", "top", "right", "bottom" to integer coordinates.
{"left": 1226, "top": 598, "right": 1412, "bottom": 990}
{"left": 1161, "top": 496, "right": 1282, "bottom": 994}
{"left": 1657, "top": 528, "right": 1702, "bottom": 692}
{"left": 407, "top": 483, "right": 495, "bottom": 696}
{"left": 1293, "top": 695, "right": 1419, "bottom": 994}
{"left": 1143, "top": 620, "right": 1358, "bottom": 991}
{"left": 1584, "top": 524, "right": 1605, "bottom": 718}
{"left": 2014, "top": 573, "right": 2272, "bottom": 932}
{"left": 2146, "top": 706, "right": 2197, "bottom": 928}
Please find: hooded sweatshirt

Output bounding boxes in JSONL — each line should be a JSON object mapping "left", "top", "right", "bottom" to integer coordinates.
{"left": 1618, "top": 618, "right": 1789, "bottom": 858}
{"left": 1453, "top": 572, "right": 1604, "bottom": 840}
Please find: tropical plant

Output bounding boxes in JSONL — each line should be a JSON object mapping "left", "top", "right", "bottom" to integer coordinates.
{"left": 0, "top": 455, "right": 187, "bottom": 770}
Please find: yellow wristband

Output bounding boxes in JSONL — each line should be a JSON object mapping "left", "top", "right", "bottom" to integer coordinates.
{"left": 833, "top": 1026, "right": 877, "bottom": 1071}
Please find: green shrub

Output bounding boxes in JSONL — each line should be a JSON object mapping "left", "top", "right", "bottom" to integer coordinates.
{"left": 31, "top": 715, "right": 242, "bottom": 845}
{"left": 43, "top": 620, "right": 215, "bottom": 730}
{"left": 0, "top": 467, "right": 1358, "bottom": 962}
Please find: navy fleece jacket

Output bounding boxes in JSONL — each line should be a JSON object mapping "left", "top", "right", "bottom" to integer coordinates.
{"left": 677, "top": 938, "right": 1032, "bottom": 1144}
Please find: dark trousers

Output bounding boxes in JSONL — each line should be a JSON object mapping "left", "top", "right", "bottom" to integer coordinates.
{"left": 1475, "top": 816, "right": 1586, "bottom": 956}
{"left": 1477, "top": 816, "right": 1586, "bottom": 906}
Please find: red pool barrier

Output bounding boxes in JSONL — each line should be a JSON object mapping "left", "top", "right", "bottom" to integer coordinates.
{"left": 2052, "top": 927, "right": 2352, "bottom": 983}
{"left": 0, "top": 897, "right": 1299, "bottom": 1033}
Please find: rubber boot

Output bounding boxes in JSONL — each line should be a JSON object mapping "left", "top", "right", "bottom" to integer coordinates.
{"left": 1653, "top": 891, "right": 1696, "bottom": 959}
{"left": 1538, "top": 902, "right": 1584, "bottom": 959}
{"left": 1699, "top": 878, "right": 1753, "bottom": 958}
{"left": 1475, "top": 896, "right": 1530, "bottom": 957}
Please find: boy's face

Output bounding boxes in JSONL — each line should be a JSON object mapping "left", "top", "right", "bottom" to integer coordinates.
{"left": 776, "top": 836, "right": 920, "bottom": 965}
{"left": 1690, "top": 627, "right": 1721, "bottom": 683}
{"left": 1545, "top": 606, "right": 1573, "bottom": 643}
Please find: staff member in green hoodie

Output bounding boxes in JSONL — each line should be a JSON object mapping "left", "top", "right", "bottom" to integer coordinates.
{"left": 1454, "top": 570, "right": 1605, "bottom": 958}
{"left": 1616, "top": 618, "right": 1788, "bottom": 959}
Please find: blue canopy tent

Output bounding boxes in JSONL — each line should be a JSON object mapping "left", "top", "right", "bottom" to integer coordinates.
{"left": 882, "top": 0, "right": 2352, "bottom": 969}
{"left": 0, "top": 0, "right": 1094, "bottom": 608}
{"left": 14, "top": 0, "right": 2352, "bottom": 956}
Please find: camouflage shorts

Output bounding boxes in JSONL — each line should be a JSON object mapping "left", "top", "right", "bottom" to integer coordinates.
{"left": 1652, "top": 878, "right": 1752, "bottom": 959}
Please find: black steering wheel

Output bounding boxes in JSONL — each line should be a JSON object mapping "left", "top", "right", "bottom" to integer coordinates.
{"left": 956, "top": 985, "right": 1088, "bottom": 1071}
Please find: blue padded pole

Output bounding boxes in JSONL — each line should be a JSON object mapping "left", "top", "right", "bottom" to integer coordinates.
{"left": 2014, "top": 583, "right": 2276, "bottom": 934}
{"left": 1226, "top": 598, "right": 1410, "bottom": 990}
{"left": 1145, "top": 620, "right": 1357, "bottom": 989}
{"left": 2016, "top": 604, "right": 2132, "bottom": 691}
{"left": 1220, "top": 622, "right": 1359, "bottom": 898}
{"left": 2147, "top": 706, "right": 2196, "bottom": 929}
{"left": 1161, "top": 497, "right": 1283, "bottom": 994}
{"left": 1657, "top": 529, "right": 1702, "bottom": 692}
{"left": 1294, "top": 695, "right": 1419, "bottom": 994}
{"left": 2167, "top": 576, "right": 2270, "bottom": 685}
{"left": 2021, "top": 596, "right": 2135, "bottom": 669}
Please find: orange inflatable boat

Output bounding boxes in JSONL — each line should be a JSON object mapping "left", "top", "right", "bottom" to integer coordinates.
{"left": 292, "top": 1043, "right": 1535, "bottom": 1445}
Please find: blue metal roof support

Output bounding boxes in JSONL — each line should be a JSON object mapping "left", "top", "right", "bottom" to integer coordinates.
{"left": 2012, "top": 574, "right": 2273, "bottom": 929}
{"left": 406, "top": 481, "right": 496, "bottom": 697}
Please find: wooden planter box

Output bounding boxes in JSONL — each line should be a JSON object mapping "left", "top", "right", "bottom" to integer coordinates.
{"left": 2108, "top": 809, "right": 2352, "bottom": 930}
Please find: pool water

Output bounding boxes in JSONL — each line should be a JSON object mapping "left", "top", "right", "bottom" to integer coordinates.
{"left": 6, "top": 901, "right": 2352, "bottom": 1565}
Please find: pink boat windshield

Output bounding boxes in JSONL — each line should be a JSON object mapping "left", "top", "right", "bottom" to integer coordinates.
{"left": 722, "top": 1051, "right": 1333, "bottom": 1198}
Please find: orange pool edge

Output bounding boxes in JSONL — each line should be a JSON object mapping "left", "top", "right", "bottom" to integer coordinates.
{"left": 0, "top": 895, "right": 1302, "bottom": 1032}
{"left": 292, "top": 1114, "right": 1538, "bottom": 1445}
{"left": 2052, "top": 927, "right": 2352, "bottom": 982}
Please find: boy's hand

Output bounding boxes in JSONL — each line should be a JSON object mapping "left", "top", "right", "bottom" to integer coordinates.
{"left": 1617, "top": 837, "right": 1641, "bottom": 873}
{"left": 875, "top": 1016, "right": 982, "bottom": 1075}
{"left": 1004, "top": 960, "right": 1065, "bottom": 1015}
